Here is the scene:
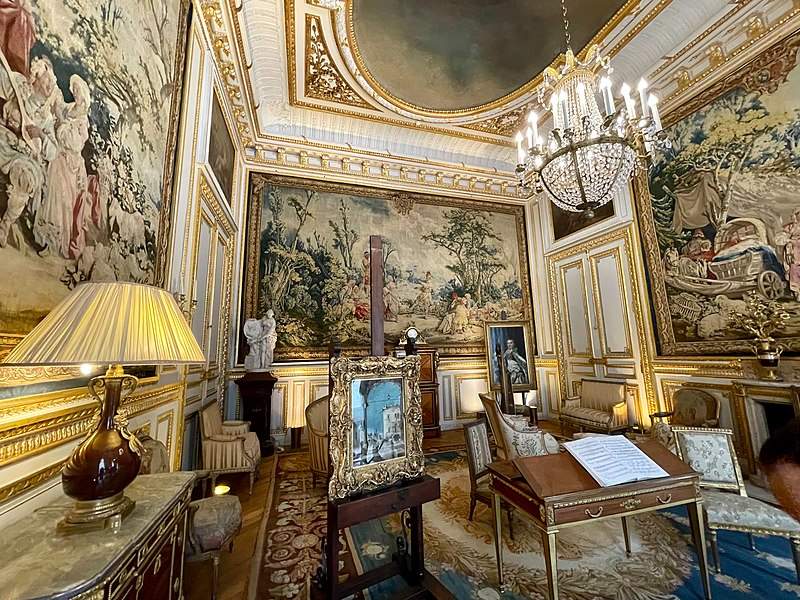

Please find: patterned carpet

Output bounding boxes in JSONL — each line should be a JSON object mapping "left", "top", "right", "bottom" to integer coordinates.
{"left": 258, "top": 450, "right": 800, "bottom": 599}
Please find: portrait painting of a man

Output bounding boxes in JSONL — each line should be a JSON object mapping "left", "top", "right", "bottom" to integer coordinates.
{"left": 485, "top": 321, "right": 536, "bottom": 392}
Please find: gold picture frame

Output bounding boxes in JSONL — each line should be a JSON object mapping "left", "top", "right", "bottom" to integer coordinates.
{"left": 483, "top": 320, "right": 537, "bottom": 393}
{"left": 328, "top": 355, "right": 424, "bottom": 500}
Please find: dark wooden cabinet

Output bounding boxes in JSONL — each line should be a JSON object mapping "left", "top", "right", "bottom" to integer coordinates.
{"left": 417, "top": 348, "right": 440, "bottom": 438}
{"left": 235, "top": 370, "right": 277, "bottom": 455}
{"left": 0, "top": 473, "right": 193, "bottom": 600}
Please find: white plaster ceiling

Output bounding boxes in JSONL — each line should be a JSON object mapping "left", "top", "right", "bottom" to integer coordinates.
{"left": 235, "top": 0, "right": 779, "bottom": 175}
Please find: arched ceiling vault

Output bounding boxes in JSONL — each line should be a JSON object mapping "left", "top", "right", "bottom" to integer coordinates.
{"left": 205, "top": 0, "right": 800, "bottom": 197}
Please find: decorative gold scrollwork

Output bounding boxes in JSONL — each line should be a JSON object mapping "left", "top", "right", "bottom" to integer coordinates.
{"left": 619, "top": 498, "right": 642, "bottom": 510}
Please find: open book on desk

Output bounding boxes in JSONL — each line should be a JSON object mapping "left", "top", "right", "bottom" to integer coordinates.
{"left": 562, "top": 436, "right": 669, "bottom": 487}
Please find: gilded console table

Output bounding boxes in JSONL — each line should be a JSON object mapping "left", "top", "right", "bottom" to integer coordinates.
{"left": 0, "top": 472, "right": 194, "bottom": 599}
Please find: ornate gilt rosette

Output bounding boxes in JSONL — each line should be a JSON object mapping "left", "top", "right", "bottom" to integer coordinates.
{"left": 328, "top": 355, "right": 424, "bottom": 500}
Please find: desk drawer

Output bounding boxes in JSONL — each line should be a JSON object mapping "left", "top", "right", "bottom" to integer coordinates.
{"left": 553, "top": 483, "right": 696, "bottom": 525}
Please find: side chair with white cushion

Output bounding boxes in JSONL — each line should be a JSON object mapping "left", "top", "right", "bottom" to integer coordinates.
{"left": 672, "top": 427, "right": 800, "bottom": 582}
{"left": 478, "top": 393, "right": 560, "bottom": 460}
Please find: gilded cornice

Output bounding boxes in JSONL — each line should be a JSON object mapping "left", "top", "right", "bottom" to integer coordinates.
{"left": 461, "top": 106, "right": 527, "bottom": 138}
{"left": 200, "top": 0, "right": 255, "bottom": 145}
{"left": 0, "top": 461, "right": 64, "bottom": 503}
{"left": 0, "top": 366, "right": 81, "bottom": 388}
{"left": 305, "top": 14, "right": 372, "bottom": 109}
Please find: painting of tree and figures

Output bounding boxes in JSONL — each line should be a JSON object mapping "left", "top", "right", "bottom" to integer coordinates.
{"left": 641, "top": 33, "right": 800, "bottom": 355}
{"left": 0, "top": 0, "right": 189, "bottom": 352}
{"left": 242, "top": 175, "right": 532, "bottom": 359}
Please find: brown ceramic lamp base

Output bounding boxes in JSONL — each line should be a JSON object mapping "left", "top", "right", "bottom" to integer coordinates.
{"left": 59, "top": 364, "right": 143, "bottom": 533}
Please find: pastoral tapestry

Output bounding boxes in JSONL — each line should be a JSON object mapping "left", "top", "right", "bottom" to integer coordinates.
{"left": 242, "top": 174, "right": 532, "bottom": 360}
{"left": 0, "top": 0, "right": 189, "bottom": 353}
{"left": 639, "top": 31, "right": 800, "bottom": 355}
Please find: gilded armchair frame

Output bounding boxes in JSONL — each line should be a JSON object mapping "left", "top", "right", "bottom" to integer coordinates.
{"left": 672, "top": 427, "right": 800, "bottom": 582}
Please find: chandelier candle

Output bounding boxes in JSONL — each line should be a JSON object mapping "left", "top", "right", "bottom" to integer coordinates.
{"left": 637, "top": 79, "right": 650, "bottom": 118}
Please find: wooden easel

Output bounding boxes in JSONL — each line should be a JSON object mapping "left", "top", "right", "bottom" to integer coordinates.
{"left": 318, "top": 235, "right": 453, "bottom": 600}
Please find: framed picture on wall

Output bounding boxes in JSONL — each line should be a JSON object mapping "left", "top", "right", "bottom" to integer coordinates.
{"left": 484, "top": 320, "right": 536, "bottom": 392}
{"left": 208, "top": 89, "right": 237, "bottom": 204}
{"left": 328, "top": 355, "right": 424, "bottom": 499}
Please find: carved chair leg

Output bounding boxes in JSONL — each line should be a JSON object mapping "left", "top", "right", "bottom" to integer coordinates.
{"left": 791, "top": 538, "right": 800, "bottom": 585}
{"left": 709, "top": 529, "right": 721, "bottom": 573}
{"left": 249, "top": 471, "right": 255, "bottom": 495}
{"left": 621, "top": 516, "right": 632, "bottom": 556}
{"left": 468, "top": 495, "right": 477, "bottom": 521}
{"left": 748, "top": 533, "right": 756, "bottom": 551}
{"left": 211, "top": 553, "right": 220, "bottom": 600}
{"left": 506, "top": 507, "right": 514, "bottom": 541}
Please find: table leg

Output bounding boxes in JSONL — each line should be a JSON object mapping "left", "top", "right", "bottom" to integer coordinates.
{"left": 541, "top": 530, "right": 559, "bottom": 600}
{"left": 621, "top": 516, "right": 631, "bottom": 556}
{"left": 492, "top": 492, "right": 504, "bottom": 592}
{"left": 409, "top": 504, "right": 425, "bottom": 580}
{"left": 326, "top": 501, "right": 339, "bottom": 600}
{"left": 687, "top": 500, "right": 712, "bottom": 600}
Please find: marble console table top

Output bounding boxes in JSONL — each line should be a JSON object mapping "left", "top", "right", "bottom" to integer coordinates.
{"left": 0, "top": 472, "right": 194, "bottom": 599}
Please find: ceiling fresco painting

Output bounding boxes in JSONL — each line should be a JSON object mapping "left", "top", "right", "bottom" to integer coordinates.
{"left": 350, "top": 0, "right": 628, "bottom": 112}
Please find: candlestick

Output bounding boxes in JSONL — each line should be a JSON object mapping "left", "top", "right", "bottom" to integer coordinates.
{"left": 599, "top": 76, "right": 614, "bottom": 115}
{"left": 515, "top": 132, "right": 525, "bottom": 164}
{"left": 648, "top": 94, "right": 662, "bottom": 131}
{"left": 620, "top": 83, "right": 636, "bottom": 118}
{"left": 528, "top": 111, "right": 538, "bottom": 144}
{"left": 525, "top": 126, "right": 533, "bottom": 150}
{"left": 559, "top": 90, "right": 569, "bottom": 130}
{"left": 637, "top": 79, "right": 649, "bottom": 118}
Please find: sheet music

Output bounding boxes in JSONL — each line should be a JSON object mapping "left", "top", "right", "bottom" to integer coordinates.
{"left": 563, "top": 436, "right": 669, "bottom": 487}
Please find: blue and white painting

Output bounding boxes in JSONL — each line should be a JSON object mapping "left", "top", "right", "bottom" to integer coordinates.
{"left": 351, "top": 377, "right": 405, "bottom": 468}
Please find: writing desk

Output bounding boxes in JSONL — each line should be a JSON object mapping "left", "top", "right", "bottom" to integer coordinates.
{"left": 488, "top": 440, "right": 712, "bottom": 600}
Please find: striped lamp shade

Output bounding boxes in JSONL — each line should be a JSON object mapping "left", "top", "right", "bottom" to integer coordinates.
{"left": 3, "top": 282, "right": 205, "bottom": 366}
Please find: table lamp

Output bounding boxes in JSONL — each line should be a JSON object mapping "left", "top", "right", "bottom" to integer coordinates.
{"left": 2, "top": 282, "right": 205, "bottom": 532}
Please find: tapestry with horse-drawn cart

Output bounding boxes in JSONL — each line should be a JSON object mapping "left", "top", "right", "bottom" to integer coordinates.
{"left": 637, "top": 29, "right": 800, "bottom": 355}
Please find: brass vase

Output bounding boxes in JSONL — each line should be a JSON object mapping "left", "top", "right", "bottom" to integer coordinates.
{"left": 59, "top": 365, "right": 143, "bottom": 532}
{"left": 753, "top": 337, "right": 784, "bottom": 381}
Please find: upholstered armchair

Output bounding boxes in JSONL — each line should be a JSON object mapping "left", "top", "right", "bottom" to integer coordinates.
{"left": 200, "top": 403, "right": 261, "bottom": 494}
{"left": 672, "top": 427, "right": 800, "bottom": 582}
{"left": 138, "top": 435, "right": 242, "bottom": 600}
{"left": 305, "top": 395, "right": 329, "bottom": 487}
{"left": 651, "top": 387, "right": 720, "bottom": 428}
{"left": 560, "top": 378, "right": 629, "bottom": 434}
{"left": 464, "top": 420, "right": 515, "bottom": 539}
{"left": 478, "top": 393, "right": 560, "bottom": 460}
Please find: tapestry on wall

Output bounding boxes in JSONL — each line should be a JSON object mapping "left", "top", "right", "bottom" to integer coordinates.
{"left": 0, "top": 0, "right": 190, "bottom": 355}
{"left": 242, "top": 174, "right": 533, "bottom": 360}
{"left": 638, "top": 31, "right": 800, "bottom": 355}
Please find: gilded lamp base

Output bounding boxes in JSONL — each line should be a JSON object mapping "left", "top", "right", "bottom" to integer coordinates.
{"left": 57, "top": 492, "right": 136, "bottom": 534}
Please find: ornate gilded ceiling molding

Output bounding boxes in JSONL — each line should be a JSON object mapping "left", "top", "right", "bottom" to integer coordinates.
{"left": 305, "top": 14, "right": 372, "bottom": 108}
{"left": 658, "top": 2, "right": 800, "bottom": 116}
{"left": 0, "top": 366, "right": 81, "bottom": 387}
{"left": 200, "top": 0, "right": 256, "bottom": 145}
{"left": 461, "top": 106, "right": 528, "bottom": 137}
{"left": 335, "top": 0, "right": 644, "bottom": 121}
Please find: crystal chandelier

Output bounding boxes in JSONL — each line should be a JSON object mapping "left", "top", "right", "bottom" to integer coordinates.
{"left": 515, "top": 0, "right": 669, "bottom": 216}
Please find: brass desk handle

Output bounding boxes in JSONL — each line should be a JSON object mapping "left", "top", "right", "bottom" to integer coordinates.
{"left": 656, "top": 494, "right": 672, "bottom": 504}
{"left": 585, "top": 506, "right": 603, "bottom": 518}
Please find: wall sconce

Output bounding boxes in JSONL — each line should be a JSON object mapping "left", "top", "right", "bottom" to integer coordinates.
{"left": 173, "top": 292, "right": 198, "bottom": 321}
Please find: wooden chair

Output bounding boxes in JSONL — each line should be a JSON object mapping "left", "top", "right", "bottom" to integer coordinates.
{"left": 463, "top": 420, "right": 514, "bottom": 539}
{"left": 200, "top": 403, "right": 260, "bottom": 495}
{"left": 672, "top": 427, "right": 800, "bottom": 582}
{"left": 305, "top": 395, "right": 330, "bottom": 487}
{"left": 478, "top": 393, "right": 559, "bottom": 460}
{"left": 651, "top": 387, "right": 720, "bottom": 427}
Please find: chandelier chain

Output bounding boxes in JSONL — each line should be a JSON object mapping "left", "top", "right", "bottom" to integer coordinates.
{"left": 561, "top": 0, "right": 571, "bottom": 50}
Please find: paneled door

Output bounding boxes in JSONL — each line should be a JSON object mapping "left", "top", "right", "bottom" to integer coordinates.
{"left": 548, "top": 227, "right": 648, "bottom": 425}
